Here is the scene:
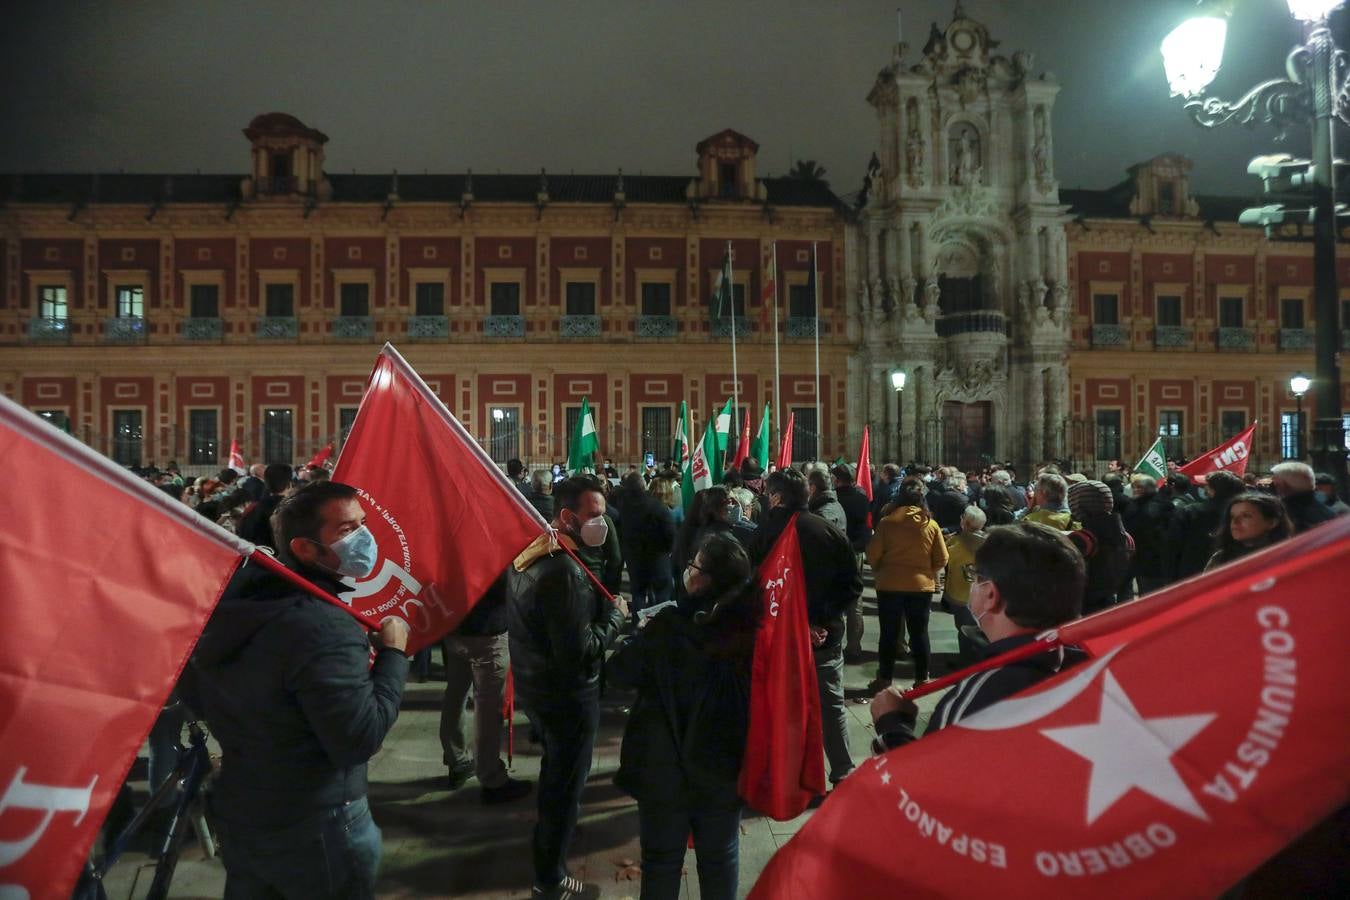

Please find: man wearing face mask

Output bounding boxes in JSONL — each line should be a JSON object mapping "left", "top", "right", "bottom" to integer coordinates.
{"left": 179, "top": 481, "right": 410, "bottom": 898}
{"left": 507, "top": 476, "right": 628, "bottom": 900}
{"left": 868, "top": 522, "right": 1086, "bottom": 754}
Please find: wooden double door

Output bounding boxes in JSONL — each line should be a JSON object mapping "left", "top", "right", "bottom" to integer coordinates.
{"left": 942, "top": 401, "right": 994, "bottom": 471}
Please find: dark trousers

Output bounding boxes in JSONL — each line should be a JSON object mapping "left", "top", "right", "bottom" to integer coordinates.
{"left": 217, "top": 797, "right": 381, "bottom": 899}
{"left": 876, "top": 591, "right": 932, "bottom": 681}
{"left": 951, "top": 603, "right": 979, "bottom": 667}
{"left": 638, "top": 803, "right": 742, "bottom": 900}
{"left": 529, "top": 690, "right": 601, "bottom": 888}
{"left": 628, "top": 555, "right": 673, "bottom": 617}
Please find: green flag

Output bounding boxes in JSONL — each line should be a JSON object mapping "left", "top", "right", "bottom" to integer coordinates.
{"left": 567, "top": 397, "right": 599, "bottom": 473}
{"left": 689, "top": 399, "right": 733, "bottom": 498}
{"left": 714, "top": 250, "right": 734, "bottom": 319}
{"left": 676, "top": 401, "right": 696, "bottom": 512}
{"left": 1134, "top": 437, "right": 1167, "bottom": 480}
{"left": 747, "top": 402, "right": 771, "bottom": 471}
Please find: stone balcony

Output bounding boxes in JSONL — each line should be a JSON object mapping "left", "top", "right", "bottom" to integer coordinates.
{"left": 937, "top": 310, "right": 1008, "bottom": 338}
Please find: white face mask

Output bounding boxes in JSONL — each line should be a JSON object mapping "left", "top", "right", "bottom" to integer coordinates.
{"left": 578, "top": 515, "right": 609, "bottom": 548}
{"left": 682, "top": 565, "right": 698, "bottom": 595}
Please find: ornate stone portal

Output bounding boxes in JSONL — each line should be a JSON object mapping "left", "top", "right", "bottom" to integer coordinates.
{"left": 850, "top": 5, "right": 1071, "bottom": 470}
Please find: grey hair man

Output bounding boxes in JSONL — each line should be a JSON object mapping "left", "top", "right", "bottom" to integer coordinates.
{"left": 1271, "top": 461, "right": 1336, "bottom": 534}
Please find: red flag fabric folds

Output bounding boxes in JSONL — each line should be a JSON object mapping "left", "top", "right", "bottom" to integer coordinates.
{"left": 306, "top": 442, "right": 335, "bottom": 470}
{"left": 732, "top": 408, "right": 751, "bottom": 470}
{"left": 857, "top": 425, "right": 873, "bottom": 527}
{"left": 751, "top": 515, "right": 1350, "bottom": 898}
{"left": 0, "top": 396, "right": 249, "bottom": 899}
{"left": 738, "top": 514, "right": 827, "bottom": 820}
{"left": 331, "top": 344, "right": 548, "bottom": 654}
{"left": 1177, "top": 422, "right": 1258, "bottom": 479}
{"left": 777, "top": 412, "right": 795, "bottom": 470}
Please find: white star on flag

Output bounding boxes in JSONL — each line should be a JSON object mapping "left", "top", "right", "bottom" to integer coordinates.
{"left": 880, "top": 771, "right": 892, "bottom": 785}
{"left": 1041, "top": 671, "right": 1215, "bottom": 825}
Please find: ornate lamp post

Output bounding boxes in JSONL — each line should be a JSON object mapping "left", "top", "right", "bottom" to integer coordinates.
{"left": 1291, "top": 372, "right": 1312, "bottom": 457}
{"left": 891, "top": 370, "right": 907, "bottom": 461}
{"left": 1161, "top": 0, "right": 1348, "bottom": 487}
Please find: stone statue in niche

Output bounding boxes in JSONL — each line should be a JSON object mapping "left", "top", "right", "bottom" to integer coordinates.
{"left": 884, "top": 275, "right": 901, "bottom": 321}
{"left": 1051, "top": 282, "right": 1070, "bottom": 327}
{"left": 1033, "top": 107, "right": 1052, "bottom": 191}
{"left": 950, "top": 124, "right": 981, "bottom": 186}
{"left": 922, "top": 276, "right": 941, "bottom": 322}
{"left": 905, "top": 99, "right": 925, "bottom": 187}
{"left": 901, "top": 276, "right": 920, "bottom": 319}
{"left": 960, "top": 359, "right": 997, "bottom": 395}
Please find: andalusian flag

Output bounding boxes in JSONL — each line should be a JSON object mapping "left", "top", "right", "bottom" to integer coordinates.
{"left": 567, "top": 397, "right": 599, "bottom": 473}
{"left": 748, "top": 402, "right": 771, "bottom": 471}
{"left": 714, "top": 250, "right": 734, "bottom": 318}
{"left": 676, "top": 401, "right": 696, "bottom": 512}
{"left": 1134, "top": 437, "right": 1167, "bottom": 481}
{"left": 690, "top": 399, "right": 734, "bottom": 496}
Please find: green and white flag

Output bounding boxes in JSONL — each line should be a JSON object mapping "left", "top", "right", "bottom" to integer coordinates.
{"left": 676, "top": 401, "right": 696, "bottom": 512}
{"left": 1134, "top": 437, "right": 1167, "bottom": 481}
{"left": 567, "top": 397, "right": 599, "bottom": 473}
{"left": 689, "top": 398, "right": 733, "bottom": 499}
{"left": 748, "top": 402, "right": 771, "bottom": 472}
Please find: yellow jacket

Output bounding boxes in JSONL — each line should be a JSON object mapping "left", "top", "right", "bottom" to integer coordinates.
{"left": 866, "top": 505, "right": 949, "bottom": 593}
{"left": 943, "top": 531, "right": 986, "bottom": 605}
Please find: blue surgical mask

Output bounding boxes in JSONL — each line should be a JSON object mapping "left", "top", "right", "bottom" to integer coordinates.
{"left": 325, "top": 525, "right": 379, "bottom": 578}
{"left": 727, "top": 503, "right": 743, "bottom": 524}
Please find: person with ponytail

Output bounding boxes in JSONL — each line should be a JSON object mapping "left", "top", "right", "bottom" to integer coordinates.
{"left": 608, "top": 532, "right": 758, "bottom": 900}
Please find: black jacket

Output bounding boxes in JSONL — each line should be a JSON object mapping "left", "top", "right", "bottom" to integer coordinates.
{"left": 235, "top": 492, "right": 285, "bottom": 548}
{"left": 835, "top": 484, "right": 872, "bottom": 552}
{"left": 178, "top": 561, "right": 408, "bottom": 827}
{"left": 454, "top": 571, "right": 509, "bottom": 637}
{"left": 927, "top": 482, "right": 968, "bottom": 533}
{"left": 746, "top": 506, "right": 862, "bottom": 651}
{"left": 807, "top": 489, "right": 847, "bottom": 534}
{"left": 873, "top": 633, "right": 1086, "bottom": 753}
{"left": 1069, "top": 514, "right": 1135, "bottom": 615}
{"left": 526, "top": 489, "right": 554, "bottom": 521}
{"left": 1121, "top": 492, "right": 1173, "bottom": 579}
{"left": 609, "top": 603, "right": 754, "bottom": 810}
{"left": 1283, "top": 490, "right": 1337, "bottom": 534}
{"left": 1168, "top": 496, "right": 1225, "bottom": 581}
{"left": 617, "top": 490, "right": 677, "bottom": 568}
{"left": 506, "top": 534, "right": 624, "bottom": 704}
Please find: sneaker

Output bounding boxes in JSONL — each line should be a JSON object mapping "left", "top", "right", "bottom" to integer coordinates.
{"left": 446, "top": 760, "right": 475, "bottom": 791}
{"left": 866, "top": 677, "right": 892, "bottom": 694}
{"left": 480, "top": 777, "right": 532, "bottom": 805}
{"left": 532, "top": 875, "right": 600, "bottom": 899}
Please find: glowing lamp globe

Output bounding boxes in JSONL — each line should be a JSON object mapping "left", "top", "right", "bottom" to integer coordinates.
{"left": 1161, "top": 17, "right": 1228, "bottom": 97}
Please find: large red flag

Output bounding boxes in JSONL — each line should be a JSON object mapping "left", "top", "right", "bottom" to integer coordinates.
{"left": 738, "top": 514, "right": 827, "bottom": 819}
{"left": 857, "top": 425, "right": 874, "bottom": 528}
{"left": 331, "top": 344, "right": 548, "bottom": 654}
{"left": 1177, "top": 421, "right": 1258, "bottom": 479}
{"left": 751, "top": 515, "right": 1350, "bottom": 898}
{"left": 227, "top": 437, "right": 246, "bottom": 473}
{"left": 307, "top": 442, "right": 335, "bottom": 470}
{"left": 732, "top": 408, "right": 751, "bottom": 470}
{"left": 0, "top": 395, "right": 250, "bottom": 899}
{"left": 777, "top": 412, "right": 795, "bottom": 469}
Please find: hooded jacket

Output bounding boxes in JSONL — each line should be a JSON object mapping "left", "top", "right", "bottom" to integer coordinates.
{"left": 866, "top": 505, "right": 949, "bottom": 593}
{"left": 807, "top": 488, "right": 848, "bottom": 534}
{"left": 178, "top": 560, "right": 408, "bottom": 827}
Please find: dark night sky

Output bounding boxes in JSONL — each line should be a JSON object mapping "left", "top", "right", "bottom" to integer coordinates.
{"left": 2, "top": 1, "right": 1342, "bottom": 198}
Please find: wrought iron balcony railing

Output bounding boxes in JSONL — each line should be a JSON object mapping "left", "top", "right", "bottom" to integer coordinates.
{"left": 407, "top": 315, "right": 448, "bottom": 339}
{"left": 484, "top": 315, "right": 525, "bottom": 338}
{"left": 636, "top": 315, "right": 677, "bottom": 338}
{"left": 560, "top": 314, "right": 601, "bottom": 338}
{"left": 104, "top": 316, "right": 147, "bottom": 343}
{"left": 26, "top": 317, "right": 71, "bottom": 343}
{"left": 181, "top": 317, "right": 223, "bottom": 341}
{"left": 1216, "top": 326, "right": 1257, "bottom": 350}
{"left": 1154, "top": 326, "right": 1192, "bottom": 348}
{"left": 257, "top": 316, "right": 298, "bottom": 340}
{"left": 1090, "top": 324, "right": 1129, "bottom": 347}
{"left": 332, "top": 316, "right": 373, "bottom": 340}
{"left": 1278, "top": 327, "right": 1313, "bottom": 351}
{"left": 710, "top": 317, "right": 751, "bottom": 338}
{"left": 937, "top": 311, "right": 1008, "bottom": 338}
{"left": 786, "top": 316, "right": 818, "bottom": 338}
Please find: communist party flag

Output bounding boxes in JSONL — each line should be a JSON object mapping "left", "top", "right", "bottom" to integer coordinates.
{"left": 738, "top": 514, "right": 827, "bottom": 820}
{"left": 0, "top": 395, "right": 250, "bottom": 899}
{"left": 777, "top": 412, "right": 795, "bottom": 469}
{"left": 857, "top": 425, "right": 874, "bottom": 527}
{"left": 332, "top": 344, "right": 549, "bottom": 654}
{"left": 750, "top": 514, "right": 1350, "bottom": 898}
{"left": 1178, "top": 421, "right": 1258, "bottom": 479}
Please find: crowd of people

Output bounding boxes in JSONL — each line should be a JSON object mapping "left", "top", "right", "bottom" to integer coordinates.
{"left": 129, "top": 449, "right": 1347, "bottom": 899}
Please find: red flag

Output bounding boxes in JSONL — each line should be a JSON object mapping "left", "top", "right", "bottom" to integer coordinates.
{"left": 777, "top": 412, "right": 795, "bottom": 469}
{"left": 857, "top": 425, "right": 874, "bottom": 528}
{"left": 732, "top": 408, "right": 751, "bottom": 470}
{"left": 227, "top": 437, "right": 245, "bottom": 472}
{"left": 738, "top": 514, "right": 827, "bottom": 819}
{"left": 1177, "top": 421, "right": 1258, "bottom": 479}
{"left": 307, "top": 442, "right": 335, "bottom": 470}
{"left": 750, "top": 515, "right": 1350, "bottom": 898}
{"left": 331, "top": 344, "right": 548, "bottom": 654}
{"left": 0, "top": 395, "right": 250, "bottom": 899}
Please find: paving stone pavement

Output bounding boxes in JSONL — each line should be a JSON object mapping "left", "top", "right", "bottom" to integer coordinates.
{"left": 104, "top": 580, "right": 962, "bottom": 899}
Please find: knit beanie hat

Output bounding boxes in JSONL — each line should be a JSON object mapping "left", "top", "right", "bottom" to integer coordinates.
{"left": 1069, "top": 479, "right": 1114, "bottom": 520}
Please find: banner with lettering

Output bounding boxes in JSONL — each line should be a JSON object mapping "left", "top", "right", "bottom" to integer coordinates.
{"left": 331, "top": 344, "right": 549, "bottom": 654}
{"left": 1177, "top": 422, "right": 1258, "bottom": 479}
{"left": 0, "top": 395, "right": 249, "bottom": 899}
{"left": 750, "top": 514, "right": 1350, "bottom": 898}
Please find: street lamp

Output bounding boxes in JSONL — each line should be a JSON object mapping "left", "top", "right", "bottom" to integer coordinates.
{"left": 1291, "top": 373, "right": 1312, "bottom": 458}
{"left": 1161, "top": 0, "right": 1348, "bottom": 489}
{"left": 891, "top": 370, "right": 906, "bottom": 462}
{"left": 890, "top": 370, "right": 907, "bottom": 392}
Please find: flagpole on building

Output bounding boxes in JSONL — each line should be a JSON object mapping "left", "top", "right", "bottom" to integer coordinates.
{"left": 812, "top": 241, "right": 821, "bottom": 461}
{"left": 728, "top": 239, "right": 740, "bottom": 433}
{"left": 771, "top": 241, "right": 781, "bottom": 454}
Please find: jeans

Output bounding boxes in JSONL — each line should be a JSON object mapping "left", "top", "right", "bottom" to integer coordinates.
{"left": 845, "top": 553, "right": 866, "bottom": 654}
{"left": 628, "top": 555, "right": 673, "bottom": 617}
{"left": 440, "top": 632, "right": 510, "bottom": 788}
{"left": 951, "top": 602, "right": 979, "bottom": 667}
{"left": 217, "top": 796, "right": 381, "bottom": 899}
{"left": 529, "top": 690, "right": 601, "bottom": 888}
{"left": 876, "top": 591, "right": 932, "bottom": 681}
{"left": 147, "top": 700, "right": 186, "bottom": 793}
{"left": 813, "top": 639, "right": 853, "bottom": 783}
{"left": 638, "top": 804, "right": 742, "bottom": 900}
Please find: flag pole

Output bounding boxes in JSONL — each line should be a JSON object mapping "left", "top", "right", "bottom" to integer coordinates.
{"left": 812, "top": 241, "right": 821, "bottom": 462}
{"left": 772, "top": 241, "right": 781, "bottom": 455}
{"left": 728, "top": 240, "right": 740, "bottom": 440}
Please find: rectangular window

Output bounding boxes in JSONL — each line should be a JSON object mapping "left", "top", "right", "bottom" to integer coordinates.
{"left": 414, "top": 282, "right": 444, "bottom": 316}
{"left": 265, "top": 283, "right": 294, "bottom": 317}
{"left": 1158, "top": 181, "right": 1176, "bottom": 215}
{"left": 339, "top": 283, "right": 370, "bottom": 317}
{"left": 111, "top": 409, "right": 143, "bottom": 467}
{"left": 39, "top": 285, "right": 69, "bottom": 320}
{"left": 1221, "top": 410, "right": 1248, "bottom": 440}
{"left": 37, "top": 409, "right": 70, "bottom": 432}
{"left": 1158, "top": 410, "right": 1184, "bottom": 460}
{"left": 640, "top": 406, "right": 672, "bottom": 464}
{"left": 1156, "top": 295, "right": 1182, "bottom": 327}
{"left": 789, "top": 284, "right": 816, "bottom": 319}
{"left": 1219, "top": 296, "right": 1244, "bottom": 328}
{"left": 116, "top": 285, "right": 144, "bottom": 318}
{"left": 1280, "top": 297, "right": 1305, "bottom": 329}
{"left": 1094, "top": 410, "right": 1122, "bottom": 461}
{"left": 564, "top": 282, "right": 596, "bottom": 316}
{"left": 790, "top": 406, "right": 818, "bottom": 463}
{"left": 490, "top": 282, "right": 521, "bottom": 316}
{"left": 640, "top": 283, "right": 671, "bottom": 316}
{"left": 719, "top": 162, "right": 738, "bottom": 198}
{"left": 338, "top": 407, "right": 359, "bottom": 448}
{"left": 1280, "top": 411, "right": 1304, "bottom": 459}
{"left": 188, "top": 409, "right": 218, "bottom": 465}
{"left": 189, "top": 284, "right": 219, "bottom": 319}
{"left": 487, "top": 406, "right": 519, "bottom": 464}
{"left": 262, "top": 408, "right": 294, "bottom": 464}
{"left": 1092, "top": 293, "right": 1119, "bottom": 325}
{"left": 710, "top": 283, "right": 747, "bottom": 319}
